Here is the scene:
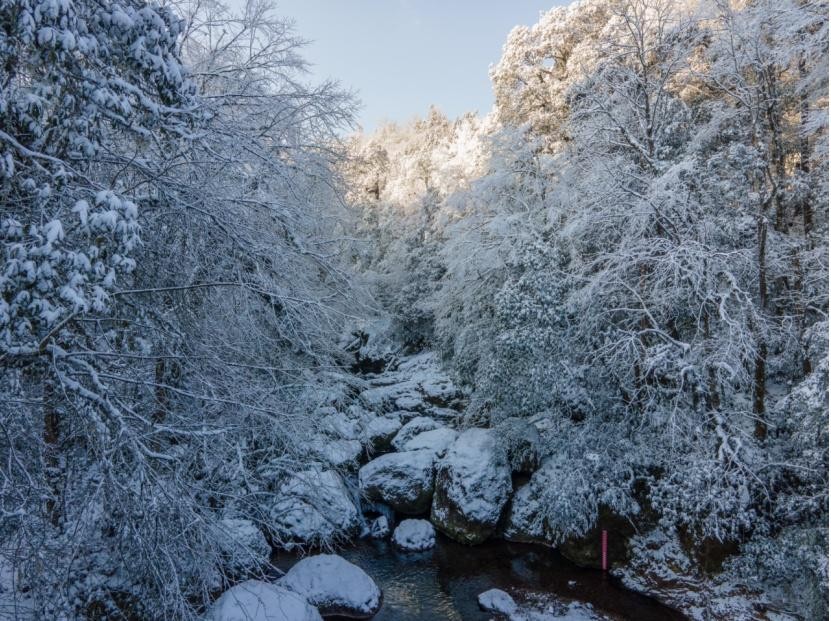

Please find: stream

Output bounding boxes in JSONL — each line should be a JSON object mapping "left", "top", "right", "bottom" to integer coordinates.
{"left": 274, "top": 534, "right": 686, "bottom": 620}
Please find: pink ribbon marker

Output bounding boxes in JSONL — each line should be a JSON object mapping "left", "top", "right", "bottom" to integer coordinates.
{"left": 601, "top": 529, "right": 608, "bottom": 571}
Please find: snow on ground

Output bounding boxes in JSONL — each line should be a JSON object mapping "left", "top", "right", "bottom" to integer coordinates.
{"left": 392, "top": 519, "right": 436, "bottom": 551}
{"left": 279, "top": 554, "right": 382, "bottom": 618}
{"left": 0, "top": 556, "right": 33, "bottom": 620}
{"left": 206, "top": 580, "right": 322, "bottom": 621}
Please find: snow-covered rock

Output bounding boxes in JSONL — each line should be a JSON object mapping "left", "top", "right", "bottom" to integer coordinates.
{"left": 359, "top": 449, "right": 436, "bottom": 514}
{"left": 392, "top": 519, "right": 436, "bottom": 551}
{"left": 215, "top": 518, "right": 271, "bottom": 575}
{"left": 267, "top": 469, "right": 360, "bottom": 547}
{"left": 319, "top": 410, "right": 361, "bottom": 440}
{"left": 304, "top": 435, "right": 363, "bottom": 469}
{"left": 478, "top": 589, "right": 518, "bottom": 615}
{"left": 359, "top": 352, "right": 462, "bottom": 411}
{"left": 206, "top": 580, "right": 322, "bottom": 621}
{"left": 362, "top": 416, "right": 402, "bottom": 453}
{"left": 399, "top": 427, "right": 458, "bottom": 455}
{"left": 369, "top": 515, "right": 390, "bottom": 539}
{"left": 496, "top": 417, "right": 541, "bottom": 474}
{"left": 279, "top": 554, "right": 382, "bottom": 619}
{"left": 391, "top": 416, "right": 442, "bottom": 451}
{"left": 430, "top": 428, "right": 512, "bottom": 544}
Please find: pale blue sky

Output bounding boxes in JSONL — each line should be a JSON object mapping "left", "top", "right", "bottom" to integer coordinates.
{"left": 273, "top": 1, "right": 567, "bottom": 131}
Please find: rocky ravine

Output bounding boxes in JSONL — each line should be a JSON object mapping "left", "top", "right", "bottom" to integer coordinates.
{"left": 206, "top": 331, "right": 795, "bottom": 621}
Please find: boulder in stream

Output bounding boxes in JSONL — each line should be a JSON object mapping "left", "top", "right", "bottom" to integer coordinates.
{"left": 369, "top": 515, "right": 390, "bottom": 539}
{"left": 430, "top": 428, "right": 512, "bottom": 544}
{"left": 477, "top": 588, "right": 518, "bottom": 616}
{"left": 359, "top": 449, "right": 436, "bottom": 514}
{"left": 279, "top": 554, "right": 382, "bottom": 619}
{"left": 392, "top": 519, "right": 436, "bottom": 551}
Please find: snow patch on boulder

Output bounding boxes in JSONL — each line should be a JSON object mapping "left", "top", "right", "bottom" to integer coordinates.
{"left": 478, "top": 589, "right": 609, "bottom": 621}
{"left": 319, "top": 410, "right": 361, "bottom": 440}
{"left": 362, "top": 416, "right": 402, "bottom": 453}
{"left": 391, "top": 417, "right": 442, "bottom": 451}
{"left": 400, "top": 427, "right": 458, "bottom": 455}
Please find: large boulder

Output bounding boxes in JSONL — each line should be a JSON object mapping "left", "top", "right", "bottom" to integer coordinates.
{"left": 392, "top": 519, "right": 436, "bottom": 552}
{"left": 358, "top": 449, "right": 436, "bottom": 514}
{"left": 362, "top": 416, "right": 402, "bottom": 454}
{"left": 279, "top": 554, "right": 382, "bottom": 619}
{"left": 391, "top": 417, "right": 442, "bottom": 451}
{"left": 399, "top": 427, "right": 458, "bottom": 455}
{"left": 266, "top": 469, "right": 360, "bottom": 548}
{"left": 206, "top": 580, "right": 322, "bottom": 621}
{"left": 430, "top": 429, "right": 512, "bottom": 544}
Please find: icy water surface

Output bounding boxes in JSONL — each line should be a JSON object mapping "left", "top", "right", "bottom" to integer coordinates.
{"left": 274, "top": 535, "right": 686, "bottom": 620}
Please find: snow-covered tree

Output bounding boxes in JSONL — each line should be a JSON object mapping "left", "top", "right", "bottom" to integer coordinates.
{"left": 0, "top": 0, "right": 357, "bottom": 617}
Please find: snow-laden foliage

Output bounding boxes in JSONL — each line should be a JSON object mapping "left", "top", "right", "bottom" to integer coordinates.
{"left": 0, "top": 0, "right": 357, "bottom": 617}
{"left": 345, "top": 0, "right": 828, "bottom": 615}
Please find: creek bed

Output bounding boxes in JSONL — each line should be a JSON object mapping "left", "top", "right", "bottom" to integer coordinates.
{"left": 273, "top": 535, "right": 685, "bottom": 620}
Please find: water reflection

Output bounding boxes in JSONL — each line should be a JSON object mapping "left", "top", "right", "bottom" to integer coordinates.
{"left": 274, "top": 535, "right": 686, "bottom": 621}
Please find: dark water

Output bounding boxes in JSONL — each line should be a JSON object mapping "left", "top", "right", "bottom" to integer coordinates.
{"left": 274, "top": 535, "right": 686, "bottom": 621}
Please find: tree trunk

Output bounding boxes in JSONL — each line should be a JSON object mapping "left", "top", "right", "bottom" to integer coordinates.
{"left": 43, "top": 369, "right": 62, "bottom": 527}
